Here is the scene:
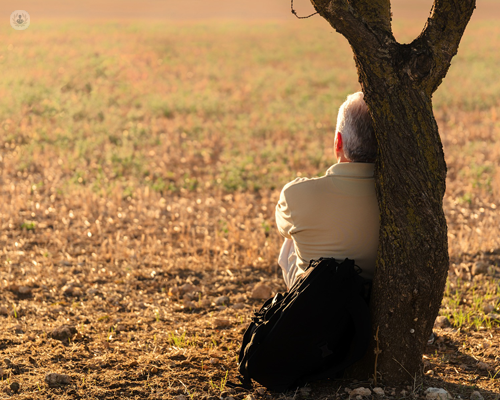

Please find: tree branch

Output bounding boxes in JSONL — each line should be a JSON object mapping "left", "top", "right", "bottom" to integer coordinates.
{"left": 310, "top": 0, "right": 394, "bottom": 56}
{"left": 419, "top": 0, "right": 476, "bottom": 94}
{"left": 348, "top": 0, "right": 392, "bottom": 35}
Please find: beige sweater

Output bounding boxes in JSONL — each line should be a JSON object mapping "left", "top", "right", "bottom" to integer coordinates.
{"left": 276, "top": 162, "right": 380, "bottom": 281}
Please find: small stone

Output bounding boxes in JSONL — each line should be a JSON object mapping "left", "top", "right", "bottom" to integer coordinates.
{"left": 483, "top": 304, "right": 495, "bottom": 314}
{"left": 233, "top": 293, "right": 246, "bottom": 302}
{"left": 183, "top": 300, "right": 196, "bottom": 309}
{"left": 350, "top": 387, "right": 371, "bottom": 397}
{"left": 17, "top": 286, "right": 32, "bottom": 295}
{"left": 13, "top": 325, "right": 24, "bottom": 334}
{"left": 231, "top": 302, "right": 245, "bottom": 310}
{"left": 87, "top": 288, "right": 100, "bottom": 296}
{"left": 250, "top": 282, "right": 272, "bottom": 299}
{"left": 9, "top": 382, "right": 20, "bottom": 393}
{"left": 470, "top": 391, "right": 484, "bottom": 400}
{"left": 256, "top": 388, "right": 266, "bottom": 395}
{"left": 45, "top": 372, "right": 71, "bottom": 387}
{"left": 183, "top": 292, "right": 194, "bottom": 301}
{"left": 0, "top": 366, "right": 4, "bottom": 377}
{"left": 173, "top": 395, "right": 187, "bottom": 400}
{"left": 213, "top": 318, "right": 231, "bottom": 329}
{"left": 215, "top": 296, "right": 229, "bottom": 306}
{"left": 62, "top": 284, "right": 82, "bottom": 297}
{"left": 0, "top": 306, "right": 9, "bottom": 316}
{"left": 373, "top": 387, "right": 385, "bottom": 396}
{"left": 425, "top": 388, "right": 452, "bottom": 400}
{"left": 472, "top": 262, "right": 488, "bottom": 276}
{"left": 50, "top": 325, "right": 77, "bottom": 342}
{"left": 199, "top": 299, "right": 212, "bottom": 308}
{"left": 434, "top": 316, "right": 451, "bottom": 329}
{"left": 179, "top": 283, "right": 196, "bottom": 295}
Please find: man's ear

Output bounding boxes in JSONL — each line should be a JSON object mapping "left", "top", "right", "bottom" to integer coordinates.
{"left": 335, "top": 132, "right": 343, "bottom": 152}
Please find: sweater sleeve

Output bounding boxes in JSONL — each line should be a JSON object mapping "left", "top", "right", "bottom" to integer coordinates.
{"left": 275, "top": 186, "right": 294, "bottom": 239}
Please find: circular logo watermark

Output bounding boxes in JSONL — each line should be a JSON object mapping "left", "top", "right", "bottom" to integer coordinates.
{"left": 10, "top": 10, "right": 30, "bottom": 30}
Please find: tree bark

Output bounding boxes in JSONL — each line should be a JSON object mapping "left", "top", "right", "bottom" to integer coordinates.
{"left": 310, "top": 0, "right": 476, "bottom": 384}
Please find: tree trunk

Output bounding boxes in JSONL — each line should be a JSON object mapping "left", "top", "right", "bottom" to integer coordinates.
{"left": 309, "top": 0, "right": 476, "bottom": 384}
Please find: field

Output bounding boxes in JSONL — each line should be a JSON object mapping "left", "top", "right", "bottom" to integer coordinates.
{"left": 1, "top": 16, "right": 500, "bottom": 400}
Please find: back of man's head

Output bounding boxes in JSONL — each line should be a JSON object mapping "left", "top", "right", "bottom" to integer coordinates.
{"left": 335, "top": 92, "right": 377, "bottom": 163}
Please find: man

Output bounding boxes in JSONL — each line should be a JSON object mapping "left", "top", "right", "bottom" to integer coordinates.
{"left": 276, "top": 92, "right": 379, "bottom": 289}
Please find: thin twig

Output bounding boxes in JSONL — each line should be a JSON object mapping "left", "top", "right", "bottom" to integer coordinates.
{"left": 392, "top": 357, "right": 417, "bottom": 382}
{"left": 291, "top": 0, "right": 319, "bottom": 19}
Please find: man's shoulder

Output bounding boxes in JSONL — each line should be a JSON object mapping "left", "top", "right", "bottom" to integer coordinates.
{"left": 281, "top": 175, "right": 331, "bottom": 197}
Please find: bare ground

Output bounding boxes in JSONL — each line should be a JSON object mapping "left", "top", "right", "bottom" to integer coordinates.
{"left": 1, "top": 187, "right": 499, "bottom": 399}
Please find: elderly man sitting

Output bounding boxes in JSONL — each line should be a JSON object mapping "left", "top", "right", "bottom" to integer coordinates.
{"left": 276, "top": 92, "right": 379, "bottom": 289}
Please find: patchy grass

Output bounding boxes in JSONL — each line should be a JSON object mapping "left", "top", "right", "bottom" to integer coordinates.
{"left": 0, "top": 18, "right": 499, "bottom": 399}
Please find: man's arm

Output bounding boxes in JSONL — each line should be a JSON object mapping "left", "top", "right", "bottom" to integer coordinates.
{"left": 275, "top": 187, "right": 294, "bottom": 239}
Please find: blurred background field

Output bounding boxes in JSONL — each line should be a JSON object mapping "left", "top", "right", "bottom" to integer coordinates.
{"left": 0, "top": 1, "right": 500, "bottom": 398}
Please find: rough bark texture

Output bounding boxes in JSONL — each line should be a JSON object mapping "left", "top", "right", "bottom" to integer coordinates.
{"left": 310, "top": 0, "right": 476, "bottom": 384}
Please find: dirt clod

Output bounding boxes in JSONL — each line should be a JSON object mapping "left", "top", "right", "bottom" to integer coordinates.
{"left": 483, "top": 304, "right": 495, "bottom": 313}
{"left": 13, "top": 325, "right": 24, "bottom": 334}
{"left": 478, "top": 361, "right": 491, "bottom": 370}
{"left": 45, "top": 372, "right": 71, "bottom": 387}
{"left": 472, "top": 261, "right": 489, "bottom": 276}
{"left": 17, "top": 286, "right": 32, "bottom": 295}
{"left": 49, "top": 325, "right": 77, "bottom": 342}
{"left": 213, "top": 318, "right": 231, "bottom": 329}
{"left": 215, "top": 295, "right": 230, "bottom": 305}
{"left": 434, "top": 316, "right": 451, "bottom": 328}
{"left": 9, "top": 382, "right": 20, "bottom": 393}
{"left": 250, "top": 282, "right": 272, "bottom": 299}
{"left": 62, "top": 284, "right": 82, "bottom": 297}
{"left": 231, "top": 302, "right": 245, "bottom": 310}
{"left": 179, "top": 283, "right": 196, "bottom": 295}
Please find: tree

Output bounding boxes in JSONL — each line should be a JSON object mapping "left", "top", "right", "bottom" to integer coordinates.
{"left": 308, "top": 0, "right": 476, "bottom": 384}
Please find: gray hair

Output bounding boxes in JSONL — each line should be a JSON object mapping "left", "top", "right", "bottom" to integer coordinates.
{"left": 335, "top": 92, "right": 377, "bottom": 163}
